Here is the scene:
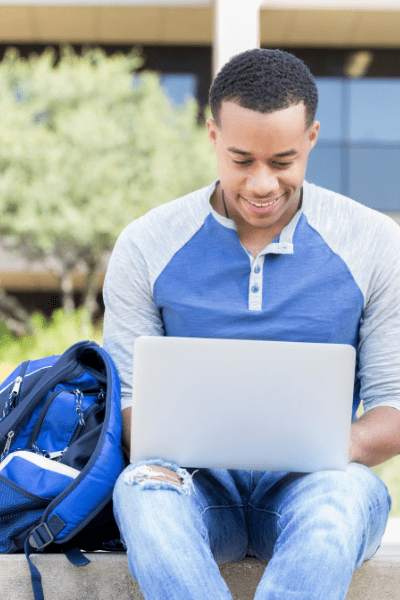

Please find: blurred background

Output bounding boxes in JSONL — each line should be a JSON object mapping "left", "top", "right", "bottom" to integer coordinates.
{"left": 0, "top": 0, "right": 399, "bottom": 510}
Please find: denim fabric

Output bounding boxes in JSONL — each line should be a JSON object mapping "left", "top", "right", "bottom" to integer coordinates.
{"left": 113, "top": 460, "right": 391, "bottom": 600}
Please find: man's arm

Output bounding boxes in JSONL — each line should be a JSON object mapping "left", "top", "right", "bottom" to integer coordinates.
{"left": 350, "top": 406, "right": 400, "bottom": 467}
{"left": 103, "top": 224, "right": 165, "bottom": 414}
{"left": 351, "top": 215, "right": 400, "bottom": 469}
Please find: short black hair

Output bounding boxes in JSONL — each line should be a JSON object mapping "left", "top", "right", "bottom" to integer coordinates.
{"left": 209, "top": 48, "right": 318, "bottom": 128}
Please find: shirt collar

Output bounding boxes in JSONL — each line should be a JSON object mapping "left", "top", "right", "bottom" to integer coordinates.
{"left": 208, "top": 179, "right": 307, "bottom": 255}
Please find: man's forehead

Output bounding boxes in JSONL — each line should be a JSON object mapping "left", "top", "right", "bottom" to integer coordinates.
{"left": 216, "top": 101, "right": 310, "bottom": 148}
{"left": 218, "top": 100, "right": 308, "bottom": 125}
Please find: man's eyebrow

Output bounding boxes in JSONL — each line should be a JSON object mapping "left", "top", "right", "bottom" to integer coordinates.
{"left": 274, "top": 149, "right": 299, "bottom": 157}
{"left": 227, "top": 147, "right": 299, "bottom": 158}
{"left": 227, "top": 147, "right": 251, "bottom": 156}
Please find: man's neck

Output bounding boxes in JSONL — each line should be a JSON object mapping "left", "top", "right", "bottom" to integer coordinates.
{"left": 211, "top": 184, "right": 302, "bottom": 256}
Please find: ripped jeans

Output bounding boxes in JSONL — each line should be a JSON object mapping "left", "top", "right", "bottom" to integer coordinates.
{"left": 113, "top": 459, "right": 391, "bottom": 600}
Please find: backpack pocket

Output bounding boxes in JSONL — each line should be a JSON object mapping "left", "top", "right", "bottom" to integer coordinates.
{"left": 0, "top": 475, "right": 48, "bottom": 553}
{"left": 25, "top": 388, "right": 102, "bottom": 456}
{"left": 0, "top": 451, "right": 80, "bottom": 553}
{"left": 0, "top": 451, "right": 79, "bottom": 496}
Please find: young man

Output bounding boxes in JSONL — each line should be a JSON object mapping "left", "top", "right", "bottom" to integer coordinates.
{"left": 103, "top": 49, "right": 400, "bottom": 599}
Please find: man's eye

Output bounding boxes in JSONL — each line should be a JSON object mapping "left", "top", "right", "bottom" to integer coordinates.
{"left": 273, "top": 161, "right": 293, "bottom": 168}
{"left": 233, "top": 160, "right": 252, "bottom": 166}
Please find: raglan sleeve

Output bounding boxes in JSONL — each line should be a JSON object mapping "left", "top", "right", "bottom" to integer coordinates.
{"left": 358, "top": 218, "right": 400, "bottom": 414}
{"left": 102, "top": 224, "right": 164, "bottom": 411}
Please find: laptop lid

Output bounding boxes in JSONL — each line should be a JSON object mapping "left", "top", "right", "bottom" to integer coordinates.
{"left": 130, "top": 336, "right": 356, "bottom": 472}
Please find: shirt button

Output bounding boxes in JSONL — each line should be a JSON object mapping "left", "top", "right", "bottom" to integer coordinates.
{"left": 254, "top": 265, "right": 261, "bottom": 274}
{"left": 251, "top": 285, "right": 259, "bottom": 293}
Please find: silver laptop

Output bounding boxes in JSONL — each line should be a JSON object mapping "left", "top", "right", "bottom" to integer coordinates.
{"left": 130, "top": 336, "right": 356, "bottom": 472}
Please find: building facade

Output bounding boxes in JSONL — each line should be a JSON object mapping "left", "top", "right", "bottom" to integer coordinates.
{"left": 0, "top": 0, "right": 399, "bottom": 309}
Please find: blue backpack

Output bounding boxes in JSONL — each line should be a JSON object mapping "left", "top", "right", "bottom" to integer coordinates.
{"left": 0, "top": 340, "right": 125, "bottom": 600}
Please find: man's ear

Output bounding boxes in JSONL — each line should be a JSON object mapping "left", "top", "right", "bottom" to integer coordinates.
{"left": 308, "top": 121, "right": 320, "bottom": 150}
{"left": 206, "top": 118, "right": 218, "bottom": 149}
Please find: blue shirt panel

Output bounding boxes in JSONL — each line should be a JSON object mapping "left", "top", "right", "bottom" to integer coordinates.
{"left": 153, "top": 212, "right": 364, "bottom": 417}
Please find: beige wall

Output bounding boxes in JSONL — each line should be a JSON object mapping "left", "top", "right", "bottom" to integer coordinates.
{"left": 0, "top": 4, "right": 399, "bottom": 47}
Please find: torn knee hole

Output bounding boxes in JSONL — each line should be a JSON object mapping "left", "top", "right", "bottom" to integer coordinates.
{"left": 123, "top": 464, "right": 197, "bottom": 494}
{"left": 126, "top": 464, "right": 184, "bottom": 486}
{"left": 146, "top": 466, "right": 184, "bottom": 486}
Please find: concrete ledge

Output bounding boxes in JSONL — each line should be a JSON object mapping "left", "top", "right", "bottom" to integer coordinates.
{"left": 0, "top": 545, "right": 399, "bottom": 600}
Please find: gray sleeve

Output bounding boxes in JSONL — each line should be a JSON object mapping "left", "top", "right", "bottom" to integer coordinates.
{"left": 102, "top": 226, "right": 164, "bottom": 411}
{"left": 303, "top": 183, "right": 400, "bottom": 414}
{"left": 358, "top": 219, "right": 400, "bottom": 414}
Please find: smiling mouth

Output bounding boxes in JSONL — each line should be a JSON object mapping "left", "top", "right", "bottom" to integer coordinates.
{"left": 242, "top": 194, "right": 284, "bottom": 212}
{"left": 246, "top": 197, "right": 280, "bottom": 208}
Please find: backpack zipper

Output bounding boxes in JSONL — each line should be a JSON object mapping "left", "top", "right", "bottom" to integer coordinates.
{"left": 0, "top": 362, "right": 84, "bottom": 460}
{"left": 25, "top": 387, "right": 104, "bottom": 452}
{"left": 66, "top": 399, "right": 105, "bottom": 447}
{"left": 0, "top": 361, "right": 31, "bottom": 423}
{"left": 11, "top": 361, "right": 30, "bottom": 407}
{"left": 45, "top": 398, "right": 105, "bottom": 462}
{"left": 10, "top": 376, "right": 23, "bottom": 402}
{"left": 0, "top": 431, "right": 15, "bottom": 461}
{"left": 0, "top": 379, "right": 22, "bottom": 424}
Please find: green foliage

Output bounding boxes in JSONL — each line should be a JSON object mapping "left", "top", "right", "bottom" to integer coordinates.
{"left": 0, "top": 319, "right": 16, "bottom": 349}
{"left": 0, "top": 45, "right": 217, "bottom": 312}
{"left": 0, "top": 309, "right": 102, "bottom": 367}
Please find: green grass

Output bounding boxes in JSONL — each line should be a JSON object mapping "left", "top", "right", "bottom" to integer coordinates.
{"left": 0, "top": 309, "right": 102, "bottom": 379}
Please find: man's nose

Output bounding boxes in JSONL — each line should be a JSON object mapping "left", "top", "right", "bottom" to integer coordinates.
{"left": 246, "top": 165, "right": 280, "bottom": 197}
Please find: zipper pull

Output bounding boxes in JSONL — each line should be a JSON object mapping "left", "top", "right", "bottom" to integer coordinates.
{"left": 74, "top": 390, "right": 85, "bottom": 426}
{"left": 48, "top": 448, "right": 68, "bottom": 461}
{"left": 10, "top": 376, "right": 22, "bottom": 399}
{"left": 1, "top": 430, "right": 15, "bottom": 462}
{"left": 0, "top": 376, "right": 23, "bottom": 425}
{"left": 7, "top": 375, "right": 23, "bottom": 411}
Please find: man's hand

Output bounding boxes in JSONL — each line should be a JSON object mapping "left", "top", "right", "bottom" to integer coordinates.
{"left": 349, "top": 406, "right": 400, "bottom": 467}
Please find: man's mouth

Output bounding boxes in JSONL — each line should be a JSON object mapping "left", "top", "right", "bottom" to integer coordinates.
{"left": 246, "top": 197, "right": 280, "bottom": 208}
{"left": 243, "top": 195, "right": 283, "bottom": 213}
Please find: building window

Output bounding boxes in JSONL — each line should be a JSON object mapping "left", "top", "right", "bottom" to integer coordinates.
{"left": 349, "top": 80, "right": 400, "bottom": 142}
{"left": 305, "top": 76, "right": 400, "bottom": 212}
{"left": 286, "top": 49, "right": 400, "bottom": 213}
{"left": 160, "top": 73, "right": 197, "bottom": 106}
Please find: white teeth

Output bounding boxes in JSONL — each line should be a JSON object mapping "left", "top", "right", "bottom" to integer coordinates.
{"left": 248, "top": 198, "right": 278, "bottom": 208}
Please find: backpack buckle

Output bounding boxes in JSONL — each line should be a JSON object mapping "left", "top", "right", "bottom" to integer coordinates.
{"left": 29, "top": 522, "right": 54, "bottom": 550}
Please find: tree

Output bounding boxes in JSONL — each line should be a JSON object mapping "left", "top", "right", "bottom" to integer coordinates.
{"left": 0, "top": 45, "right": 217, "bottom": 323}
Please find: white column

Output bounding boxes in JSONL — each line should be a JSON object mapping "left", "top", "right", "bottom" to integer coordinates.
{"left": 213, "top": 0, "right": 262, "bottom": 78}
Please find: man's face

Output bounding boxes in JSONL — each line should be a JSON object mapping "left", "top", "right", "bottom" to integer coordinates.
{"left": 207, "top": 101, "right": 319, "bottom": 236}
